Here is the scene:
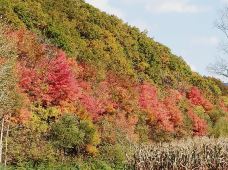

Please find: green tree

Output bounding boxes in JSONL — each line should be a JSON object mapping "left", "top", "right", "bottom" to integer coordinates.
{"left": 50, "top": 115, "right": 100, "bottom": 158}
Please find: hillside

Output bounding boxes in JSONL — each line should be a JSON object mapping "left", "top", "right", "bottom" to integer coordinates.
{"left": 0, "top": 0, "right": 228, "bottom": 169}
{"left": 0, "top": 0, "right": 221, "bottom": 94}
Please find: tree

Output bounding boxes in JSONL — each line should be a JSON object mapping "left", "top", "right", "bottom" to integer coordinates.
{"left": 208, "top": 8, "right": 228, "bottom": 78}
{"left": 19, "top": 51, "right": 80, "bottom": 106}
{"left": 50, "top": 115, "right": 100, "bottom": 158}
{"left": 187, "top": 87, "right": 213, "bottom": 111}
{"left": 208, "top": 58, "right": 228, "bottom": 78}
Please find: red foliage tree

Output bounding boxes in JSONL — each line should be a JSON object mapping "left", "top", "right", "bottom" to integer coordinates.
{"left": 138, "top": 83, "right": 175, "bottom": 132}
{"left": 138, "top": 83, "right": 158, "bottom": 110}
{"left": 79, "top": 92, "right": 104, "bottom": 121}
{"left": 163, "top": 89, "right": 183, "bottom": 128}
{"left": 19, "top": 51, "right": 80, "bottom": 105}
{"left": 46, "top": 51, "right": 80, "bottom": 104}
{"left": 77, "top": 73, "right": 135, "bottom": 122}
{"left": 187, "top": 109, "right": 208, "bottom": 136}
{"left": 187, "top": 87, "right": 213, "bottom": 111}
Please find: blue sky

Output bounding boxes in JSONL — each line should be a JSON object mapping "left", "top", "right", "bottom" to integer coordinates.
{"left": 85, "top": 0, "right": 228, "bottom": 82}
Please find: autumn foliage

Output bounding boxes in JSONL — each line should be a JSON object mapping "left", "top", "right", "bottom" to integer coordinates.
{"left": 138, "top": 83, "right": 183, "bottom": 132}
{"left": 187, "top": 108, "right": 208, "bottom": 136}
{"left": 13, "top": 30, "right": 220, "bottom": 138}
{"left": 187, "top": 87, "right": 213, "bottom": 111}
{"left": 19, "top": 51, "right": 80, "bottom": 105}
{"left": 0, "top": 0, "right": 228, "bottom": 168}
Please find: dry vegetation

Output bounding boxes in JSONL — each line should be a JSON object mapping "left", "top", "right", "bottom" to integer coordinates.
{"left": 129, "top": 138, "right": 228, "bottom": 170}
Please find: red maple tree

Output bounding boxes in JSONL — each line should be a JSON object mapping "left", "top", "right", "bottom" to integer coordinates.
{"left": 187, "top": 87, "right": 213, "bottom": 111}
{"left": 19, "top": 51, "right": 80, "bottom": 105}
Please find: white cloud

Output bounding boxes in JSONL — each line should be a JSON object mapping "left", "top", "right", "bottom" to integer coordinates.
{"left": 191, "top": 36, "right": 220, "bottom": 46}
{"left": 85, "top": 0, "right": 125, "bottom": 18}
{"left": 145, "top": 0, "right": 209, "bottom": 14}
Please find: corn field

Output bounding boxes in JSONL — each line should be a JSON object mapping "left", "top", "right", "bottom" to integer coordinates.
{"left": 128, "top": 138, "right": 228, "bottom": 170}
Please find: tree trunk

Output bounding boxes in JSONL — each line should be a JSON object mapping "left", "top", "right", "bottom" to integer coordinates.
{"left": 0, "top": 117, "right": 5, "bottom": 164}
{"left": 4, "top": 121, "right": 9, "bottom": 167}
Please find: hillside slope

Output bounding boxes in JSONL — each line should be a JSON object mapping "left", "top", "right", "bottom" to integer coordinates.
{"left": 0, "top": 0, "right": 221, "bottom": 95}
{"left": 0, "top": 0, "right": 227, "bottom": 169}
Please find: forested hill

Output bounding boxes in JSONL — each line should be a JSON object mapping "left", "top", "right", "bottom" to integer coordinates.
{"left": 0, "top": 0, "right": 221, "bottom": 93}
{"left": 0, "top": 0, "right": 228, "bottom": 169}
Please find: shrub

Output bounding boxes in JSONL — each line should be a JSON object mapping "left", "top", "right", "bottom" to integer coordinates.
{"left": 99, "top": 144, "right": 127, "bottom": 169}
{"left": 50, "top": 115, "right": 100, "bottom": 156}
{"left": 212, "top": 118, "right": 228, "bottom": 137}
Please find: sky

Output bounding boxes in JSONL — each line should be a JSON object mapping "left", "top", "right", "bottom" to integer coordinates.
{"left": 85, "top": 0, "right": 228, "bottom": 82}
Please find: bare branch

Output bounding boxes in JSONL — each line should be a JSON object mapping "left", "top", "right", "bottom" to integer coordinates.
{"left": 208, "top": 58, "right": 228, "bottom": 78}
{"left": 208, "top": 8, "right": 228, "bottom": 79}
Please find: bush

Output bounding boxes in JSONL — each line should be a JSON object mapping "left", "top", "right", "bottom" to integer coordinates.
{"left": 99, "top": 144, "right": 127, "bottom": 170}
{"left": 50, "top": 115, "right": 100, "bottom": 156}
{"left": 213, "top": 118, "right": 228, "bottom": 137}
